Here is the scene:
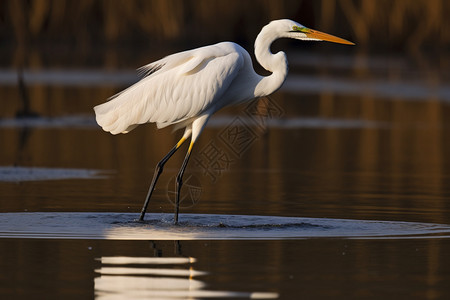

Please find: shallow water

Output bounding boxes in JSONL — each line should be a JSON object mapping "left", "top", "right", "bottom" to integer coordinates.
{"left": 3, "top": 212, "right": 450, "bottom": 240}
{"left": 1, "top": 54, "right": 450, "bottom": 299}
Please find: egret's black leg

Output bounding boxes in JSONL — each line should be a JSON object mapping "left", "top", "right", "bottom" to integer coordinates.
{"left": 174, "top": 142, "right": 194, "bottom": 224}
{"left": 139, "top": 137, "right": 187, "bottom": 221}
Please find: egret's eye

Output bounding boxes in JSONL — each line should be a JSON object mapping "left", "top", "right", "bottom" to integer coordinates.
{"left": 291, "top": 26, "right": 309, "bottom": 33}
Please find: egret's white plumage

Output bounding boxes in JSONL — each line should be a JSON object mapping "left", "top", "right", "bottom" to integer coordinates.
{"left": 93, "top": 19, "right": 354, "bottom": 223}
{"left": 95, "top": 42, "right": 247, "bottom": 135}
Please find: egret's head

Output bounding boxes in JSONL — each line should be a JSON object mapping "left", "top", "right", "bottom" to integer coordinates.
{"left": 269, "top": 19, "right": 355, "bottom": 45}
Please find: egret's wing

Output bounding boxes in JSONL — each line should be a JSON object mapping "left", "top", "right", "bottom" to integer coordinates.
{"left": 138, "top": 50, "right": 209, "bottom": 77}
{"left": 94, "top": 42, "right": 244, "bottom": 134}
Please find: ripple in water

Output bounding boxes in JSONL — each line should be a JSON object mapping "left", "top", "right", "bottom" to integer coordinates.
{"left": 1, "top": 212, "right": 450, "bottom": 240}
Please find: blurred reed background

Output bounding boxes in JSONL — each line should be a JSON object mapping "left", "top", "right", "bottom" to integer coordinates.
{"left": 1, "top": 0, "right": 449, "bottom": 114}
{"left": 1, "top": 0, "right": 449, "bottom": 67}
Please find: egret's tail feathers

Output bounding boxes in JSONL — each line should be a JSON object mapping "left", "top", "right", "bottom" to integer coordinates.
{"left": 94, "top": 99, "right": 141, "bottom": 135}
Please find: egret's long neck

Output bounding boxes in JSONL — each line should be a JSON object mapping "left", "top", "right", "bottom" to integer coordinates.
{"left": 253, "top": 26, "right": 288, "bottom": 97}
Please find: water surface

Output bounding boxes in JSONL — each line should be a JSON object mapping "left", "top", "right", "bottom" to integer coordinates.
{"left": 1, "top": 54, "right": 450, "bottom": 299}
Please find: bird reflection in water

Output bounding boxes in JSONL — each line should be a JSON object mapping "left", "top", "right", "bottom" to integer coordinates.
{"left": 94, "top": 243, "right": 278, "bottom": 299}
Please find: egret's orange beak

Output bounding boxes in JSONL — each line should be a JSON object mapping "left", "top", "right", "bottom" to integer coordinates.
{"left": 305, "top": 28, "right": 355, "bottom": 45}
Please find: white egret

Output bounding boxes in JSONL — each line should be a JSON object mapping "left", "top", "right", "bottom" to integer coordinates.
{"left": 94, "top": 19, "right": 354, "bottom": 224}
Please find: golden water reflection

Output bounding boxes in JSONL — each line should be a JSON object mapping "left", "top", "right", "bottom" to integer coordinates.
{"left": 1, "top": 238, "right": 450, "bottom": 299}
{"left": 95, "top": 255, "right": 278, "bottom": 299}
